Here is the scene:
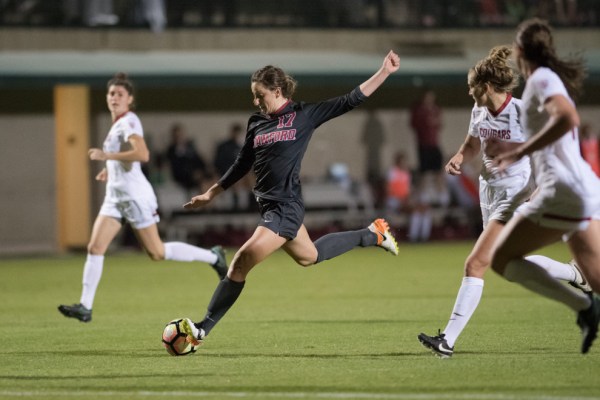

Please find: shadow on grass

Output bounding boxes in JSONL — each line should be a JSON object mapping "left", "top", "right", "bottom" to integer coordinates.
{"left": 3, "top": 348, "right": 424, "bottom": 359}
{"left": 2, "top": 346, "right": 561, "bottom": 359}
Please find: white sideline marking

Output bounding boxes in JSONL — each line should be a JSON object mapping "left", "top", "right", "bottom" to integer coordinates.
{"left": 0, "top": 391, "right": 598, "bottom": 400}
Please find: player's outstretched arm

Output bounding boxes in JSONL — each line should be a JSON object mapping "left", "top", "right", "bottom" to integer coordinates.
{"left": 184, "top": 183, "right": 224, "bottom": 210}
{"left": 359, "top": 50, "right": 400, "bottom": 97}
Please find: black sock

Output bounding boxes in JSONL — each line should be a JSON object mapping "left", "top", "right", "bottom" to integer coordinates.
{"left": 197, "top": 277, "right": 245, "bottom": 335}
{"left": 314, "top": 228, "right": 377, "bottom": 264}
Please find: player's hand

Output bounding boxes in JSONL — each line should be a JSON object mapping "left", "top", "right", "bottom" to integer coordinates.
{"left": 445, "top": 154, "right": 463, "bottom": 175}
{"left": 88, "top": 148, "right": 107, "bottom": 161}
{"left": 184, "top": 193, "right": 212, "bottom": 210}
{"left": 493, "top": 149, "right": 521, "bottom": 174}
{"left": 383, "top": 50, "right": 400, "bottom": 74}
{"left": 95, "top": 168, "right": 107, "bottom": 182}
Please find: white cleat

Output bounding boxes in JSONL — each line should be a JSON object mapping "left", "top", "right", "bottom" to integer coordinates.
{"left": 368, "top": 218, "right": 399, "bottom": 256}
{"left": 181, "top": 318, "right": 205, "bottom": 347}
{"left": 569, "top": 260, "right": 593, "bottom": 293}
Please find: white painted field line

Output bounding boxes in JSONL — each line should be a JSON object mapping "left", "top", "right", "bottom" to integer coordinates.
{"left": 0, "top": 391, "right": 598, "bottom": 400}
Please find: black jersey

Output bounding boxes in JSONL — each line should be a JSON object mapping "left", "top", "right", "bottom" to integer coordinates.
{"left": 218, "top": 86, "right": 367, "bottom": 202}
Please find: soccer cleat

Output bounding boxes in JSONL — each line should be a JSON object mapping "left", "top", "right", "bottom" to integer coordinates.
{"left": 418, "top": 330, "right": 454, "bottom": 358}
{"left": 181, "top": 318, "right": 205, "bottom": 347}
{"left": 58, "top": 303, "right": 92, "bottom": 323}
{"left": 368, "top": 218, "right": 399, "bottom": 255}
{"left": 568, "top": 260, "right": 592, "bottom": 293}
{"left": 577, "top": 294, "right": 600, "bottom": 354}
{"left": 210, "top": 245, "right": 228, "bottom": 279}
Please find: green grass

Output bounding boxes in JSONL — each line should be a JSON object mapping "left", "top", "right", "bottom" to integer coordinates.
{"left": 1, "top": 242, "right": 599, "bottom": 400}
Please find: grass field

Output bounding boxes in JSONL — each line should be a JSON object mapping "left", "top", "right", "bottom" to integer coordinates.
{"left": 1, "top": 241, "right": 599, "bottom": 400}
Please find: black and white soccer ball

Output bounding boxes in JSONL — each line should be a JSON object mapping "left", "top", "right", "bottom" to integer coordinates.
{"left": 161, "top": 318, "right": 197, "bottom": 356}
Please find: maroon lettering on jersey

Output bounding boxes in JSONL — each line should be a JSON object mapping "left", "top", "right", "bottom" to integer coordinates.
{"left": 277, "top": 112, "right": 297, "bottom": 129}
{"left": 479, "top": 127, "right": 511, "bottom": 140}
{"left": 253, "top": 129, "right": 298, "bottom": 148}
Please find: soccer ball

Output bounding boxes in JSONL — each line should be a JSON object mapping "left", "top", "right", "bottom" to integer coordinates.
{"left": 162, "top": 319, "right": 197, "bottom": 356}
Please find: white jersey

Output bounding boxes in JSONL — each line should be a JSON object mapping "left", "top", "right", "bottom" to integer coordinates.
{"left": 468, "top": 95, "right": 530, "bottom": 181}
{"left": 468, "top": 95, "right": 533, "bottom": 225}
{"left": 519, "top": 67, "right": 600, "bottom": 228}
{"left": 103, "top": 112, "right": 156, "bottom": 202}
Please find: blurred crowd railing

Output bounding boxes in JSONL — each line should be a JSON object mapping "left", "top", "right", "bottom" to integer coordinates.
{"left": 1, "top": 0, "right": 599, "bottom": 32}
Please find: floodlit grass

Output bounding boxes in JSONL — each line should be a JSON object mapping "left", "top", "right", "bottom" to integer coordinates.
{"left": 1, "top": 242, "right": 599, "bottom": 400}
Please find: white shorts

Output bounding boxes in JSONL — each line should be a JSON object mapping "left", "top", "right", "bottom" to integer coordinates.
{"left": 516, "top": 181, "right": 600, "bottom": 234}
{"left": 99, "top": 197, "right": 160, "bottom": 229}
{"left": 479, "top": 168, "right": 533, "bottom": 228}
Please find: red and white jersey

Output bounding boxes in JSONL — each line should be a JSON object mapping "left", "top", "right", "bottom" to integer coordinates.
{"left": 103, "top": 111, "right": 155, "bottom": 202}
{"left": 468, "top": 95, "right": 529, "bottom": 180}
{"left": 521, "top": 67, "right": 600, "bottom": 221}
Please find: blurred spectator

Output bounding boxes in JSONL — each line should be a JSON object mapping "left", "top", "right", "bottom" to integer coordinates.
{"left": 142, "top": 132, "right": 167, "bottom": 186}
{"left": 214, "top": 122, "right": 252, "bottom": 210}
{"left": 318, "top": 0, "right": 369, "bottom": 27}
{"left": 445, "top": 162, "right": 481, "bottom": 236}
{"left": 166, "top": 0, "right": 236, "bottom": 26}
{"left": 214, "top": 122, "right": 243, "bottom": 176}
{"left": 410, "top": 88, "right": 444, "bottom": 176}
{"left": 165, "top": 123, "right": 211, "bottom": 196}
{"left": 555, "top": 0, "right": 578, "bottom": 25}
{"left": 327, "top": 162, "right": 352, "bottom": 191}
{"left": 479, "top": 0, "right": 503, "bottom": 25}
{"left": 384, "top": 151, "right": 451, "bottom": 242}
{"left": 62, "top": 0, "right": 119, "bottom": 26}
{"left": 2, "top": 0, "right": 600, "bottom": 28}
{"left": 408, "top": 171, "right": 450, "bottom": 242}
{"left": 385, "top": 151, "right": 411, "bottom": 213}
{"left": 131, "top": 0, "right": 167, "bottom": 32}
{"left": 361, "top": 110, "right": 386, "bottom": 204}
{"left": 415, "top": 0, "right": 437, "bottom": 26}
{"left": 504, "top": 0, "right": 528, "bottom": 25}
{"left": 580, "top": 122, "right": 600, "bottom": 177}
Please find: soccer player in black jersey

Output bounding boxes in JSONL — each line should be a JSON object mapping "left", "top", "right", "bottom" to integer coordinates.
{"left": 180, "top": 51, "right": 401, "bottom": 346}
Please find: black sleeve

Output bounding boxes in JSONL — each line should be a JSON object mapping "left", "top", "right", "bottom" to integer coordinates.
{"left": 217, "top": 126, "right": 255, "bottom": 190}
{"left": 303, "top": 86, "right": 367, "bottom": 129}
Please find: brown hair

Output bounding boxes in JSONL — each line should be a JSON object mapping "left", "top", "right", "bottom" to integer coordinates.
{"left": 107, "top": 72, "right": 136, "bottom": 111}
{"left": 516, "top": 18, "right": 586, "bottom": 100}
{"left": 468, "top": 45, "right": 518, "bottom": 93}
{"left": 251, "top": 65, "right": 297, "bottom": 98}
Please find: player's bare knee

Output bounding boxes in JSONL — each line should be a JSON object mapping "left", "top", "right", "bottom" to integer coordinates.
{"left": 464, "top": 256, "right": 488, "bottom": 278}
{"left": 230, "top": 250, "right": 255, "bottom": 275}
{"left": 230, "top": 262, "right": 251, "bottom": 279}
{"left": 87, "top": 243, "right": 105, "bottom": 255}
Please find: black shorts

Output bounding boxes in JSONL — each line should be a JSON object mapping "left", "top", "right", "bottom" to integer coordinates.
{"left": 257, "top": 198, "right": 304, "bottom": 240}
{"left": 418, "top": 145, "right": 443, "bottom": 172}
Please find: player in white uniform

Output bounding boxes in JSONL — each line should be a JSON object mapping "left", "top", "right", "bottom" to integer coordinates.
{"left": 417, "top": 46, "right": 589, "bottom": 358}
{"left": 491, "top": 18, "right": 600, "bottom": 354}
{"left": 58, "top": 72, "right": 228, "bottom": 323}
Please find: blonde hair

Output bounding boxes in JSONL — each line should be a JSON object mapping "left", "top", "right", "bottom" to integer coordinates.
{"left": 468, "top": 45, "right": 518, "bottom": 93}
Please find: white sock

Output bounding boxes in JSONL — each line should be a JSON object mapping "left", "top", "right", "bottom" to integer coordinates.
{"left": 503, "top": 259, "right": 590, "bottom": 312}
{"left": 164, "top": 242, "right": 217, "bottom": 264}
{"left": 525, "top": 255, "right": 576, "bottom": 282}
{"left": 420, "top": 211, "right": 432, "bottom": 241}
{"left": 80, "top": 254, "right": 104, "bottom": 310}
{"left": 409, "top": 212, "right": 422, "bottom": 242}
{"left": 443, "top": 277, "right": 484, "bottom": 347}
